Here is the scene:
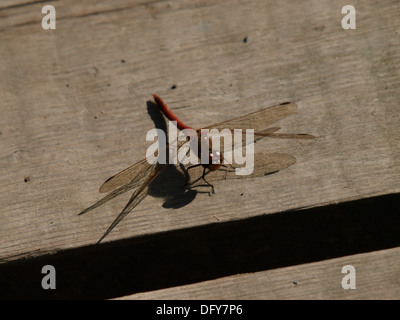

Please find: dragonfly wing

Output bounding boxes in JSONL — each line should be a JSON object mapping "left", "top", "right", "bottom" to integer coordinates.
{"left": 96, "top": 163, "right": 166, "bottom": 244}
{"left": 247, "top": 152, "right": 297, "bottom": 177}
{"left": 227, "top": 152, "right": 296, "bottom": 179}
{"left": 79, "top": 160, "right": 160, "bottom": 215}
{"left": 188, "top": 152, "right": 296, "bottom": 184}
{"left": 78, "top": 178, "right": 143, "bottom": 216}
{"left": 99, "top": 158, "right": 154, "bottom": 193}
{"left": 99, "top": 139, "right": 186, "bottom": 193}
{"left": 202, "top": 102, "right": 297, "bottom": 132}
{"left": 205, "top": 127, "right": 281, "bottom": 156}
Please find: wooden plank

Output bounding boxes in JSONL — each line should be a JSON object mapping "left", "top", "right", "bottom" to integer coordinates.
{"left": 136, "top": 247, "right": 400, "bottom": 300}
{"left": 0, "top": 0, "right": 399, "bottom": 268}
{"left": 0, "top": 191, "right": 398, "bottom": 299}
{"left": 119, "top": 247, "right": 400, "bottom": 300}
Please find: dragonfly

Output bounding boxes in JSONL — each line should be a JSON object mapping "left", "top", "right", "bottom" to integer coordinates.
{"left": 79, "top": 94, "right": 315, "bottom": 244}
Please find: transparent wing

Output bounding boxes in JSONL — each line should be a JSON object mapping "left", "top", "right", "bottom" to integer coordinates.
{"left": 229, "top": 152, "right": 296, "bottom": 178}
{"left": 203, "top": 102, "right": 315, "bottom": 140}
{"left": 202, "top": 102, "right": 297, "bottom": 132}
{"left": 78, "top": 160, "right": 157, "bottom": 216}
{"left": 79, "top": 140, "right": 184, "bottom": 217}
{"left": 187, "top": 152, "right": 296, "bottom": 185}
{"left": 99, "top": 158, "right": 154, "bottom": 193}
{"left": 99, "top": 140, "right": 186, "bottom": 193}
{"left": 96, "top": 163, "right": 166, "bottom": 244}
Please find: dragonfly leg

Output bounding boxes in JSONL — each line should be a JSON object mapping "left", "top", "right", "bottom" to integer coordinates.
{"left": 227, "top": 162, "right": 237, "bottom": 171}
{"left": 220, "top": 164, "right": 229, "bottom": 180}
{"left": 223, "top": 157, "right": 237, "bottom": 171}
{"left": 201, "top": 167, "right": 215, "bottom": 195}
{"left": 183, "top": 163, "right": 202, "bottom": 189}
{"left": 219, "top": 161, "right": 236, "bottom": 180}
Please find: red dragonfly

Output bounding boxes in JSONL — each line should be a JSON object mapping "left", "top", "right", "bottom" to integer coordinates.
{"left": 79, "top": 95, "right": 314, "bottom": 243}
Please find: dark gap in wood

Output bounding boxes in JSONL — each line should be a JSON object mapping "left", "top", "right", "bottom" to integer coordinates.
{"left": 1, "top": 192, "right": 399, "bottom": 299}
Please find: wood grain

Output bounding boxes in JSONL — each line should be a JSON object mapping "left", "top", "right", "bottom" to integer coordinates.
{"left": 0, "top": 0, "right": 399, "bottom": 299}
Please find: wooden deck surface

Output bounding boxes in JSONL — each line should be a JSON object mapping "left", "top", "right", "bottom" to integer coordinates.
{"left": 0, "top": 0, "right": 399, "bottom": 299}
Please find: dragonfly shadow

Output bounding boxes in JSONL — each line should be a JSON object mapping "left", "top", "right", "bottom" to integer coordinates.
{"left": 146, "top": 100, "right": 198, "bottom": 209}
{"left": 146, "top": 100, "right": 168, "bottom": 134}
{"left": 150, "top": 165, "right": 198, "bottom": 209}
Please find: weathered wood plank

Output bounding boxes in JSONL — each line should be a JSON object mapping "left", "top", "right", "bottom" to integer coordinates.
{"left": 0, "top": 192, "right": 398, "bottom": 299}
{"left": 119, "top": 247, "right": 400, "bottom": 300}
{"left": 0, "top": 0, "right": 399, "bottom": 269}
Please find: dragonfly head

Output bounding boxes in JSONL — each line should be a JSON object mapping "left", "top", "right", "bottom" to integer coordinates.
{"left": 206, "top": 150, "right": 224, "bottom": 171}
{"left": 196, "top": 129, "right": 223, "bottom": 171}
